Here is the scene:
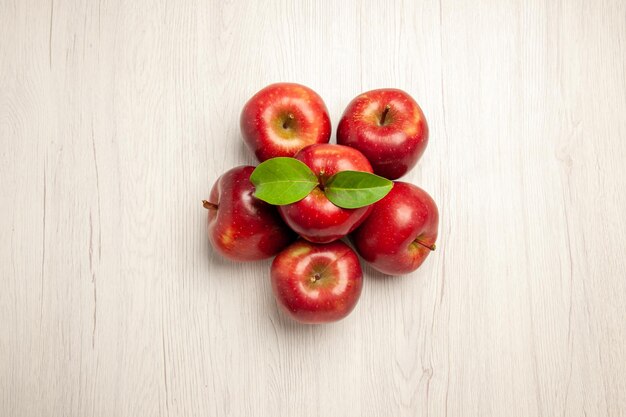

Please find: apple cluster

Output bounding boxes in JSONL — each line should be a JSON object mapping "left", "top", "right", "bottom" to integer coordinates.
{"left": 204, "top": 83, "right": 439, "bottom": 324}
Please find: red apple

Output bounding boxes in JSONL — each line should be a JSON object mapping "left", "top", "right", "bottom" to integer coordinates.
{"left": 337, "top": 88, "right": 429, "bottom": 180}
{"left": 204, "top": 166, "right": 295, "bottom": 261}
{"left": 278, "top": 144, "right": 374, "bottom": 244}
{"left": 351, "top": 182, "right": 438, "bottom": 275}
{"left": 240, "top": 83, "right": 331, "bottom": 161}
{"left": 271, "top": 240, "right": 363, "bottom": 324}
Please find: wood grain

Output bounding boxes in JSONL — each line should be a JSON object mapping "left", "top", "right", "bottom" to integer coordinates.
{"left": 1, "top": 0, "right": 625, "bottom": 416}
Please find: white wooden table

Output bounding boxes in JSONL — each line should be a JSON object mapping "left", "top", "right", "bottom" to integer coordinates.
{"left": 2, "top": 1, "right": 625, "bottom": 416}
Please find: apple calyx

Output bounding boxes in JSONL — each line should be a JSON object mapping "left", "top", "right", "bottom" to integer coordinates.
{"left": 202, "top": 200, "right": 219, "bottom": 210}
{"left": 414, "top": 238, "right": 436, "bottom": 251}
{"left": 380, "top": 105, "right": 391, "bottom": 126}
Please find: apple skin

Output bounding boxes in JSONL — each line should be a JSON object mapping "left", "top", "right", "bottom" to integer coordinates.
{"left": 351, "top": 182, "right": 438, "bottom": 275}
{"left": 271, "top": 239, "right": 363, "bottom": 324}
{"left": 278, "top": 144, "right": 374, "bottom": 244}
{"left": 205, "top": 166, "right": 296, "bottom": 261}
{"left": 240, "top": 83, "right": 331, "bottom": 162}
{"left": 337, "top": 88, "right": 429, "bottom": 180}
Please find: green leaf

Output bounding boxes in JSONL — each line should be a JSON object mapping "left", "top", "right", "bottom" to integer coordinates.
{"left": 250, "top": 157, "right": 318, "bottom": 205}
{"left": 324, "top": 171, "right": 393, "bottom": 209}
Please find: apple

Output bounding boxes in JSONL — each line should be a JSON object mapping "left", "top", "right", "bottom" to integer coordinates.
{"left": 351, "top": 182, "right": 438, "bottom": 275}
{"left": 204, "top": 166, "right": 295, "bottom": 261}
{"left": 337, "top": 88, "right": 429, "bottom": 180}
{"left": 240, "top": 83, "right": 331, "bottom": 161}
{"left": 278, "top": 144, "right": 374, "bottom": 243}
{"left": 271, "top": 239, "right": 363, "bottom": 324}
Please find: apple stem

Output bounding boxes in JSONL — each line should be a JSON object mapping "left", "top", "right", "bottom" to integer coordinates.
{"left": 202, "top": 200, "right": 218, "bottom": 210}
{"left": 283, "top": 113, "right": 295, "bottom": 129}
{"left": 380, "top": 105, "right": 391, "bottom": 125}
{"left": 414, "top": 238, "right": 436, "bottom": 251}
